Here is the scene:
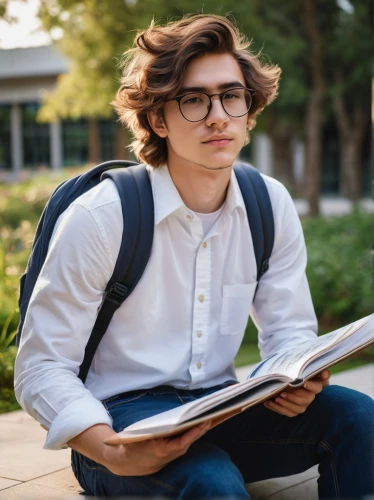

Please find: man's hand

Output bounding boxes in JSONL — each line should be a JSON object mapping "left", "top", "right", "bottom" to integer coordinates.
{"left": 102, "top": 421, "right": 212, "bottom": 476}
{"left": 264, "top": 369, "right": 330, "bottom": 417}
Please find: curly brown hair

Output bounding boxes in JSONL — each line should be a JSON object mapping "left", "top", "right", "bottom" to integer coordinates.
{"left": 112, "top": 14, "right": 281, "bottom": 167}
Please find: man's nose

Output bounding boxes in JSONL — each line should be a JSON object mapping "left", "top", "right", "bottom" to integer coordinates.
{"left": 205, "top": 95, "right": 228, "bottom": 126}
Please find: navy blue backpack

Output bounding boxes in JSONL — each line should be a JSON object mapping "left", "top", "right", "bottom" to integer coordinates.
{"left": 16, "top": 160, "right": 274, "bottom": 383}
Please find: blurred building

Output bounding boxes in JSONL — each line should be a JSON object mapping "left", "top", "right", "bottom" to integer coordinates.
{"left": 0, "top": 45, "right": 371, "bottom": 197}
{"left": 0, "top": 45, "right": 118, "bottom": 174}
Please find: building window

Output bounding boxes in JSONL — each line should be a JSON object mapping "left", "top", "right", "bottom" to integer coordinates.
{"left": 99, "top": 119, "right": 116, "bottom": 160}
{"left": 62, "top": 119, "right": 88, "bottom": 166}
{"left": 0, "top": 105, "right": 11, "bottom": 169}
{"left": 22, "top": 103, "right": 50, "bottom": 169}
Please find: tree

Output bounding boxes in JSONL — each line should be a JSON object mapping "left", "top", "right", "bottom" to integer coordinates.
{"left": 327, "top": 0, "right": 371, "bottom": 202}
{"left": 38, "top": 0, "right": 369, "bottom": 212}
{"left": 37, "top": 0, "right": 144, "bottom": 160}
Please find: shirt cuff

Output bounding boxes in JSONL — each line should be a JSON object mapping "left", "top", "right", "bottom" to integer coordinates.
{"left": 43, "top": 395, "right": 113, "bottom": 450}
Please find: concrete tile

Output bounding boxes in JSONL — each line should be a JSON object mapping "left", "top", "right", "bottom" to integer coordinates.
{"left": 0, "top": 482, "right": 89, "bottom": 500}
{"left": 246, "top": 465, "right": 318, "bottom": 498}
{"left": 262, "top": 477, "right": 317, "bottom": 499}
{"left": 0, "top": 420, "right": 47, "bottom": 444}
{"left": 330, "top": 365, "right": 374, "bottom": 394}
{"left": 30, "top": 467, "right": 82, "bottom": 494}
{"left": 0, "top": 441, "right": 71, "bottom": 482}
{"left": 0, "top": 410, "right": 32, "bottom": 424}
{"left": 0, "top": 478, "right": 21, "bottom": 491}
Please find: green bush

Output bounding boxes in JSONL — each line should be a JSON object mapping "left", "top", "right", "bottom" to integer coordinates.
{"left": 304, "top": 210, "right": 372, "bottom": 329}
{"left": 243, "top": 210, "right": 372, "bottom": 343}
{"left": 0, "top": 346, "right": 20, "bottom": 414}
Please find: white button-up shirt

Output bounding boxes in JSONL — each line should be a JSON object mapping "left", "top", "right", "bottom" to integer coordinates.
{"left": 14, "top": 164, "right": 318, "bottom": 450}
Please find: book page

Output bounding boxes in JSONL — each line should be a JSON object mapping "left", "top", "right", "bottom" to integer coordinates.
{"left": 291, "top": 320, "right": 374, "bottom": 383}
{"left": 247, "top": 315, "right": 372, "bottom": 381}
{"left": 105, "top": 379, "right": 289, "bottom": 444}
{"left": 119, "top": 374, "right": 289, "bottom": 435}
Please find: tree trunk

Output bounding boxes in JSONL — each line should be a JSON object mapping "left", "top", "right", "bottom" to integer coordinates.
{"left": 270, "top": 132, "right": 295, "bottom": 190}
{"left": 265, "top": 110, "right": 297, "bottom": 192}
{"left": 333, "top": 76, "right": 369, "bottom": 203}
{"left": 340, "top": 139, "right": 363, "bottom": 203}
{"left": 88, "top": 119, "right": 101, "bottom": 164}
{"left": 304, "top": 93, "right": 323, "bottom": 216}
{"left": 115, "top": 121, "right": 127, "bottom": 159}
{"left": 302, "top": 0, "right": 325, "bottom": 216}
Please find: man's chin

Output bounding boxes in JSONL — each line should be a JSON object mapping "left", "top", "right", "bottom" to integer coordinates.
{"left": 198, "top": 163, "right": 232, "bottom": 171}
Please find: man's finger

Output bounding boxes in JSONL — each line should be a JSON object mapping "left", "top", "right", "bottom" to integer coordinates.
{"left": 319, "top": 370, "right": 331, "bottom": 388}
{"left": 277, "top": 390, "right": 314, "bottom": 406}
{"left": 264, "top": 400, "right": 298, "bottom": 417}
{"left": 166, "top": 424, "right": 207, "bottom": 452}
{"left": 284, "top": 386, "right": 314, "bottom": 399}
{"left": 274, "top": 395, "right": 311, "bottom": 414}
{"left": 320, "top": 370, "right": 331, "bottom": 380}
{"left": 303, "top": 379, "right": 323, "bottom": 395}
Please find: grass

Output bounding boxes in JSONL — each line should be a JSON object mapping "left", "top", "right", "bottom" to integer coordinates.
{"left": 234, "top": 344, "right": 261, "bottom": 368}
{"left": 234, "top": 342, "right": 374, "bottom": 376}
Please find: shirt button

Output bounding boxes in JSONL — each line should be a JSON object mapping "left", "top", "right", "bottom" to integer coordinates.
{"left": 197, "top": 331, "right": 202, "bottom": 338}
{"left": 186, "top": 214, "right": 193, "bottom": 220}
{"left": 198, "top": 294, "right": 204, "bottom": 303}
{"left": 202, "top": 242, "right": 207, "bottom": 248}
{"left": 197, "top": 361, "right": 202, "bottom": 369}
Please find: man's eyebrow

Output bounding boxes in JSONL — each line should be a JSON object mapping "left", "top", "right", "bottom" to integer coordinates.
{"left": 177, "top": 81, "right": 245, "bottom": 94}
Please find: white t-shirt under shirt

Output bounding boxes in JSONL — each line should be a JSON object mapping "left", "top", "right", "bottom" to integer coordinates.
{"left": 15, "top": 164, "right": 318, "bottom": 450}
{"left": 193, "top": 204, "right": 225, "bottom": 237}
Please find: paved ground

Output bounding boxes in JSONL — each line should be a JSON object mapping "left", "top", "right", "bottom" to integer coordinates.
{"left": 1, "top": 364, "right": 373, "bottom": 500}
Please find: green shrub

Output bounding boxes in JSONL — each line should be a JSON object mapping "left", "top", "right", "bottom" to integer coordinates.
{"left": 0, "top": 347, "right": 20, "bottom": 414}
{"left": 304, "top": 210, "right": 372, "bottom": 329}
{"left": 243, "top": 210, "right": 372, "bottom": 344}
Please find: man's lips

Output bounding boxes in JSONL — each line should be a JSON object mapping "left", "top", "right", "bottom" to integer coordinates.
{"left": 203, "top": 138, "right": 233, "bottom": 146}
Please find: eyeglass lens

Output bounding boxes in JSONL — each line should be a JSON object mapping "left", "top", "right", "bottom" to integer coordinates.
{"left": 179, "top": 88, "right": 252, "bottom": 122}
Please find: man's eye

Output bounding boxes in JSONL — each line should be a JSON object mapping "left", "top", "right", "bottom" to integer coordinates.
{"left": 182, "top": 96, "right": 202, "bottom": 104}
{"left": 224, "top": 93, "right": 240, "bottom": 100}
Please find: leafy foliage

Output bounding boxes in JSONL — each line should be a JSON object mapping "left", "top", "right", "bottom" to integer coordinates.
{"left": 0, "top": 347, "right": 20, "bottom": 414}
{"left": 304, "top": 210, "right": 372, "bottom": 325}
{"left": 243, "top": 210, "right": 373, "bottom": 344}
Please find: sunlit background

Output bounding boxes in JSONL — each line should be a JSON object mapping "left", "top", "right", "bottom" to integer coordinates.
{"left": 0, "top": 0, "right": 372, "bottom": 414}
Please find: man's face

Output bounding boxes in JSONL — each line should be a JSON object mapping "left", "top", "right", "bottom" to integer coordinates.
{"left": 160, "top": 52, "right": 249, "bottom": 171}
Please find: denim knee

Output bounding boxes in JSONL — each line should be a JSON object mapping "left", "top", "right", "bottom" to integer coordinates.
{"left": 315, "top": 385, "right": 374, "bottom": 437}
{"left": 163, "top": 440, "right": 250, "bottom": 498}
{"left": 178, "top": 443, "right": 249, "bottom": 498}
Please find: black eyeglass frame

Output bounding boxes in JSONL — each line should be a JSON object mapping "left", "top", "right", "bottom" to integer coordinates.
{"left": 165, "top": 87, "right": 256, "bottom": 122}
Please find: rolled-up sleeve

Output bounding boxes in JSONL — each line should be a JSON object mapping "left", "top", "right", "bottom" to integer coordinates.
{"left": 251, "top": 180, "right": 318, "bottom": 360}
{"left": 14, "top": 201, "right": 116, "bottom": 450}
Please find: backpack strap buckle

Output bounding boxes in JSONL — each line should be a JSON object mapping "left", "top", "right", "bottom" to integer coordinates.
{"left": 105, "top": 282, "right": 129, "bottom": 306}
{"left": 260, "top": 259, "right": 269, "bottom": 277}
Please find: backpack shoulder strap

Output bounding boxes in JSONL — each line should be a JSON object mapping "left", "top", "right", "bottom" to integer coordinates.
{"left": 78, "top": 164, "right": 154, "bottom": 383}
{"left": 233, "top": 162, "right": 274, "bottom": 285}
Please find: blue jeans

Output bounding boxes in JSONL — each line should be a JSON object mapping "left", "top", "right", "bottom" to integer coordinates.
{"left": 71, "top": 382, "right": 374, "bottom": 499}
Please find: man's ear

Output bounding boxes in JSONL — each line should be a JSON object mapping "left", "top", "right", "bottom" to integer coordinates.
{"left": 147, "top": 110, "right": 168, "bottom": 138}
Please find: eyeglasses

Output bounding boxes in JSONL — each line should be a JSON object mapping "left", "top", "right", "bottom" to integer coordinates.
{"left": 165, "top": 87, "right": 256, "bottom": 122}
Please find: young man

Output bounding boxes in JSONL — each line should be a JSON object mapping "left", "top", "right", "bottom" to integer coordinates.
{"left": 15, "top": 14, "right": 373, "bottom": 499}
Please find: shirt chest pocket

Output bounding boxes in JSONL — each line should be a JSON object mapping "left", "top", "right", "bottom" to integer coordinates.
{"left": 221, "top": 283, "right": 257, "bottom": 335}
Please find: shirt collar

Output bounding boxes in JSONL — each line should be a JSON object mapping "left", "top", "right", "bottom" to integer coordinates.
{"left": 148, "top": 164, "right": 246, "bottom": 226}
{"left": 226, "top": 168, "right": 247, "bottom": 217}
{"left": 149, "top": 164, "right": 185, "bottom": 225}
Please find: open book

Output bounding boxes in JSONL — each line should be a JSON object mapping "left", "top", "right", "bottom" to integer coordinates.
{"left": 105, "top": 314, "right": 374, "bottom": 445}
